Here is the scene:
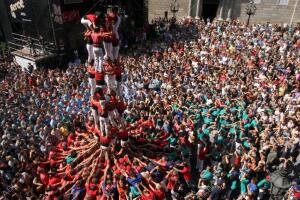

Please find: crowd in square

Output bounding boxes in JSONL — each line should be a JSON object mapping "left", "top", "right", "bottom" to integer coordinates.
{"left": 0, "top": 14, "right": 300, "bottom": 200}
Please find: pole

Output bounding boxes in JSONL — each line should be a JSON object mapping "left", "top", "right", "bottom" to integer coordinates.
{"left": 0, "top": 23, "right": 6, "bottom": 42}
{"left": 47, "top": 0, "right": 57, "bottom": 47}
{"left": 188, "top": 0, "right": 192, "bottom": 17}
{"left": 289, "top": 0, "right": 299, "bottom": 26}
{"left": 195, "top": 0, "right": 200, "bottom": 19}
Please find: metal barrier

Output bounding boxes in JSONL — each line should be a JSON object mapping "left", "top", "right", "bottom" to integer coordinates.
{"left": 7, "top": 33, "right": 57, "bottom": 57}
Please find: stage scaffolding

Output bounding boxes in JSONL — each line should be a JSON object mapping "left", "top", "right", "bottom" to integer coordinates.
{"left": 7, "top": 33, "right": 57, "bottom": 58}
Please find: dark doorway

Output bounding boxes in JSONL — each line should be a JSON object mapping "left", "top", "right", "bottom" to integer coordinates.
{"left": 202, "top": 1, "right": 219, "bottom": 21}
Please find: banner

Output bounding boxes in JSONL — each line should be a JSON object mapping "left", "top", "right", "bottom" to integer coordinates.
{"left": 5, "top": 0, "right": 32, "bottom": 22}
{"left": 51, "top": 1, "right": 63, "bottom": 25}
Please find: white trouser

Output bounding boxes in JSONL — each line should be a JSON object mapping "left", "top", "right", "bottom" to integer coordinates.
{"left": 93, "top": 47, "right": 104, "bottom": 72}
{"left": 112, "top": 20, "right": 120, "bottom": 61}
{"left": 113, "top": 16, "right": 121, "bottom": 39}
{"left": 120, "top": 116, "right": 126, "bottom": 127}
{"left": 81, "top": 18, "right": 92, "bottom": 29}
{"left": 112, "top": 45, "right": 120, "bottom": 61}
{"left": 108, "top": 109, "right": 118, "bottom": 127}
{"left": 88, "top": 77, "right": 96, "bottom": 95}
{"left": 91, "top": 108, "right": 99, "bottom": 129}
{"left": 104, "top": 74, "right": 117, "bottom": 91}
{"left": 196, "top": 159, "right": 204, "bottom": 172}
{"left": 116, "top": 112, "right": 126, "bottom": 128}
{"left": 121, "top": 139, "right": 129, "bottom": 147}
{"left": 86, "top": 44, "right": 94, "bottom": 63}
{"left": 99, "top": 116, "right": 109, "bottom": 136}
{"left": 111, "top": 137, "right": 117, "bottom": 145}
{"left": 101, "top": 145, "right": 110, "bottom": 151}
{"left": 116, "top": 81, "right": 123, "bottom": 97}
{"left": 103, "top": 41, "right": 113, "bottom": 60}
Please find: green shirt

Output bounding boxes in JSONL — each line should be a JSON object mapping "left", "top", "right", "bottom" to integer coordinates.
{"left": 257, "top": 179, "right": 270, "bottom": 189}
{"left": 125, "top": 116, "right": 135, "bottom": 123}
{"left": 204, "top": 117, "right": 212, "bottom": 124}
{"left": 251, "top": 119, "right": 258, "bottom": 127}
{"left": 172, "top": 104, "right": 179, "bottom": 111}
{"left": 201, "top": 170, "right": 213, "bottom": 180}
{"left": 219, "top": 108, "right": 226, "bottom": 115}
{"left": 231, "top": 180, "right": 237, "bottom": 190}
{"left": 230, "top": 126, "right": 235, "bottom": 134}
{"left": 212, "top": 109, "right": 220, "bottom": 116}
{"left": 168, "top": 151, "right": 177, "bottom": 161}
{"left": 65, "top": 155, "right": 75, "bottom": 164}
{"left": 242, "top": 112, "right": 249, "bottom": 120}
{"left": 129, "top": 186, "right": 139, "bottom": 198}
{"left": 198, "top": 127, "right": 210, "bottom": 139}
{"left": 241, "top": 178, "right": 250, "bottom": 193}
{"left": 217, "top": 135, "right": 224, "bottom": 144}
{"left": 243, "top": 141, "right": 250, "bottom": 148}
{"left": 167, "top": 136, "right": 177, "bottom": 145}
{"left": 202, "top": 107, "right": 209, "bottom": 114}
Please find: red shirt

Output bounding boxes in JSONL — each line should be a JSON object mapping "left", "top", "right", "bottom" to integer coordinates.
{"left": 180, "top": 166, "right": 191, "bottom": 181}
{"left": 234, "top": 155, "right": 241, "bottom": 167}
{"left": 114, "top": 65, "right": 123, "bottom": 76}
{"left": 94, "top": 127, "right": 102, "bottom": 138}
{"left": 84, "top": 31, "right": 92, "bottom": 37}
{"left": 103, "top": 61, "right": 115, "bottom": 74}
{"left": 153, "top": 189, "right": 165, "bottom": 200}
{"left": 40, "top": 172, "right": 49, "bottom": 186}
{"left": 67, "top": 133, "right": 75, "bottom": 146}
{"left": 48, "top": 176, "right": 61, "bottom": 186}
{"left": 100, "top": 134, "right": 111, "bottom": 145}
{"left": 167, "top": 172, "right": 178, "bottom": 190}
{"left": 95, "top": 71, "right": 104, "bottom": 81}
{"left": 87, "top": 66, "right": 96, "bottom": 76}
{"left": 49, "top": 159, "right": 59, "bottom": 168}
{"left": 138, "top": 119, "right": 154, "bottom": 128}
{"left": 198, "top": 141, "right": 208, "bottom": 160}
{"left": 106, "top": 12, "right": 117, "bottom": 25}
{"left": 141, "top": 191, "right": 155, "bottom": 200}
{"left": 90, "top": 96, "right": 100, "bottom": 106}
{"left": 85, "top": 184, "right": 98, "bottom": 199}
{"left": 86, "top": 122, "right": 95, "bottom": 132}
{"left": 117, "top": 130, "right": 128, "bottom": 139}
{"left": 86, "top": 14, "right": 97, "bottom": 22}
{"left": 116, "top": 100, "right": 126, "bottom": 113}
{"left": 66, "top": 171, "right": 75, "bottom": 181}
{"left": 91, "top": 32, "right": 106, "bottom": 45}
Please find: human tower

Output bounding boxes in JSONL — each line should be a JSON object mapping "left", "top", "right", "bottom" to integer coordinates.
{"left": 39, "top": 6, "right": 169, "bottom": 199}
{"left": 82, "top": 6, "right": 127, "bottom": 150}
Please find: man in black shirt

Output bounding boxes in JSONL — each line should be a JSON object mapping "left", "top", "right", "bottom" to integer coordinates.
{"left": 209, "top": 180, "right": 225, "bottom": 200}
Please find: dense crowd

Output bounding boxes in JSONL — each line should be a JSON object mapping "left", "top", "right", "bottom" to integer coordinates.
{"left": 0, "top": 62, "right": 91, "bottom": 199}
{"left": 0, "top": 17, "right": 300, "bottom": 200}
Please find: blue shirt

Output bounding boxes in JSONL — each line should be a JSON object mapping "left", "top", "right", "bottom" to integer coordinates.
{"left": 249, "top": 183, "right": 258, "bottom": 193}
{"left": 71, "top": 185, "right": 86, "bottom": 199}
{"left": 128, "top": 173, "right": 142, "bottom": 186}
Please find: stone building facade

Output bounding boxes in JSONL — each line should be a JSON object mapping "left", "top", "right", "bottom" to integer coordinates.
{"left": 148, "top": 0, "right": 300, "bottom": 25}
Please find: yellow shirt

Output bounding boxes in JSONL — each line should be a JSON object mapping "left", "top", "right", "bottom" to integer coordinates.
{"left": 60, "top": 126, "right": 69, "bottom": 137}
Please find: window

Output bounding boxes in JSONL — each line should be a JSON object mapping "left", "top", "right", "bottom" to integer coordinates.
{"left": 277, "top": 0, "right": 289, "bottom": 5}
{"left": 254, "top": 0, "right": 261, "bottom": 4}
